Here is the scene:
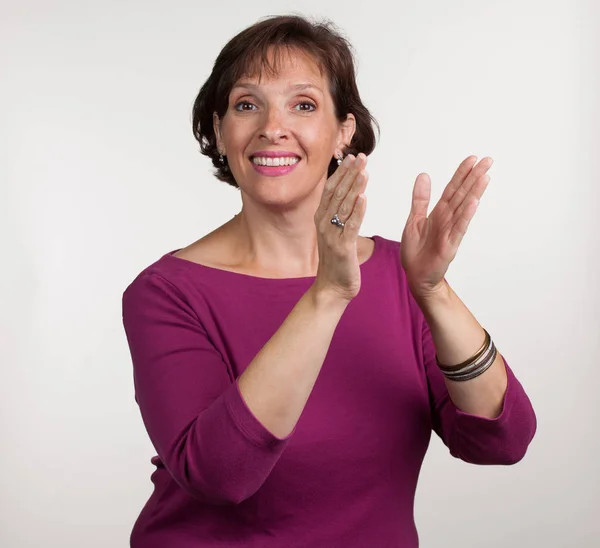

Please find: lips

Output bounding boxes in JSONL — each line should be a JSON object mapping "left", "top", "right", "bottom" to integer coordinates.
{"left": 251, "top": 151, "right": 301, "bottom": 158}
{"left": 249, "top": 154, "right": 301, "bottom": 177}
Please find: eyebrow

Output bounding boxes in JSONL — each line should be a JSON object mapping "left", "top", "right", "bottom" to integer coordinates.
{"left": 231, "top": 82, "right": 323, "bottom": 94}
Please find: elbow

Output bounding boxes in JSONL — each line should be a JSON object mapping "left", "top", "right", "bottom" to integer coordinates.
{"left": 200, "top": 479, "right": 259, "bottom": 505}
{"left": 165, "top": 444, "right": 262, "bottom": 505}
{"left": 455, "top": 443, "right": 531, "bottom": 466}
{"left": 498, "top": 439, "right": 535, "bottom": 465}
{"left": 181, "top": 482, "right": 252, "bottom": 506}
{"left": 502, "top": 409, "right": 537, "bottom": 465}
{"left": 171, "top": 462, "right": 257, "bottom": 506}
{"left": 453, "top": 423, "right": 537, "bottom": 466}
{"left": 470, "top": 434, "right": 536, "bottom": 465}
{"left": 155, "top": 392, "right": 290, "bottom": 506}
{"left": 495, "top": 444, "right": 530, "bottom": 465}
{"left": 503, "top": 419, "right": 537, "bottom": 465}
{"left": 455, "top": 398, "right": 538, "bottom": 466}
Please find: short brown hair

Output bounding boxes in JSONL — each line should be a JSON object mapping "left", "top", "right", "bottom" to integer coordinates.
{"left": 191, "top": 15, "right": 379, "bottom": 188}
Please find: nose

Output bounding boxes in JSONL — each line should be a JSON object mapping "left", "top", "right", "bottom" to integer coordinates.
{"left": 259, "top": 106, "right": 288, "bottom": 142}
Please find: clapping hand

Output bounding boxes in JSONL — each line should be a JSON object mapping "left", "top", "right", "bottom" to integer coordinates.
{"left": 400, "top": 156, "right": 493, "bottom": 300}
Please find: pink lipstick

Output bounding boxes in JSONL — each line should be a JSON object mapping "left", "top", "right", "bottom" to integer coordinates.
{"left": 250, "top": 151, "right": 301, "bottom": 177}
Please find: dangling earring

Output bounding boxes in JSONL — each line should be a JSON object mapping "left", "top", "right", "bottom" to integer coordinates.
{"left": 219, "top": 154, "right": 225, "bottom": 165}
{"left": 336, "top": 153, "right": 343, "bottom": 166}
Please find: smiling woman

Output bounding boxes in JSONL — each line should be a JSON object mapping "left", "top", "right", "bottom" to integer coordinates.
{"left": 174, "top": 15, "right": 380, "bottom": 279}
{"left": 213, "top": 51, "right": 357, "bottom": 213}
{"left": 121, "top": 13, "right": 536, "bottom": 548}
{"left": 192, "top": 17, "right": 377, "bottom": 188}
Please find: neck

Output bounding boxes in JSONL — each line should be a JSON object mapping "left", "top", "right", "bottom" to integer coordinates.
{"left": 229, "top": 192, "right": 323, "bottom": 278}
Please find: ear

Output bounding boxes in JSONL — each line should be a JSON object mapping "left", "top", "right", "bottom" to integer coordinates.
{"left": 336, "top": 112, "right": 356, "bottom": 156}
{"left": 213, "top": 112, "right": 225, "bottom": 155}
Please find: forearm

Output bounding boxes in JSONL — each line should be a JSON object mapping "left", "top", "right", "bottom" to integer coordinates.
{"left": 238, "top": 286, "right": 349, "bottom": 438}
{"left": 413, "top": 281, "right": 508, "bottom": 419}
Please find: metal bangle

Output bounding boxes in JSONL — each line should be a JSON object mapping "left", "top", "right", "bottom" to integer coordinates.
{"left": 442, "top": 346, "right": 498, "bottom": 382}
{"left": 436, "top": 329, "right": 491, "bottom": 371}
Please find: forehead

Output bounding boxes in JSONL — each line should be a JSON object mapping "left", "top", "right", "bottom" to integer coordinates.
{"left": 234, "top": 46, "right": 327, "bottom": 88}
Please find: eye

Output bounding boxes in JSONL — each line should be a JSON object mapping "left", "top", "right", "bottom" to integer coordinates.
{"left": 234, "top": 101, "right": 257, "bottom": 112}
{"left": 294, "top": 101, "right": 317, "bottom": 112}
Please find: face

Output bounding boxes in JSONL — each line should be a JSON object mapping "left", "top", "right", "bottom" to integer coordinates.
{"left": 214, "top": 49, "right": 355, "bottom": 208}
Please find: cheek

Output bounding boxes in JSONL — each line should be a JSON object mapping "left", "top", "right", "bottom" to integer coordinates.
{"left": 221, "top": 116, "right": 253, "bottom": 147}
{"left": 299, "top": 120, "right": 337, "bottom": 149}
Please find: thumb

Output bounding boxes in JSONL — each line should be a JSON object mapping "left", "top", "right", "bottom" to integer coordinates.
{"left": 408, "top": 173, "right": 431, "bottom": 220}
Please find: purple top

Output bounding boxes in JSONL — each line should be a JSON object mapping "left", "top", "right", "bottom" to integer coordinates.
{"left": 122, "top": 234, "right": 536, "bottom": 547}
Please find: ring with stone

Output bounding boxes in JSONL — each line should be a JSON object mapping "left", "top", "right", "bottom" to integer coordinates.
{"left": 330, "top": 213, "right": 345, "bottom": 228}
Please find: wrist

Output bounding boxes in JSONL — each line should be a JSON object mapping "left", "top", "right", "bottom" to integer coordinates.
{"left": 308, "top": 284, "right": 353, "bottom": 312}
{"left": 410, "top": 279, "right": 453, "bottom": 312}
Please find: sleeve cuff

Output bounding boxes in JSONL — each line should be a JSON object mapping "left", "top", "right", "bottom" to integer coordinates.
{"left": 454, "top": 355, "right": 516, "bottom": 427}
{"left": 221, "top": 379, "right": 297, "bottom": 447}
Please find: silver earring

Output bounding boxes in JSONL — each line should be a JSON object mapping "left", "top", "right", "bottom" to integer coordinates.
{"left": 219, "top": 154, "right": 225, "bottom": 164}
{"left": 336, "top": 153, "right": 343, "bottom": 166}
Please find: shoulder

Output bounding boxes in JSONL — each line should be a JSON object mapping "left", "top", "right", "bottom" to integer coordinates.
{"left": 170, "top": 227, "right": 233, "bottom": 270}
{"left": 121, "top": 248, "right": 208, "bottom": 316}
{"left": 370, "top": 233, "right": 401, "bottom": 259}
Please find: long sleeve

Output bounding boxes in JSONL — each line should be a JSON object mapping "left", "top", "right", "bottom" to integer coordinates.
{"left": 122, "top": 272, "right": 293, "bottom": 505}
{"left": 421, "top": 317, "right": 537, "bottom": 465}
{"left": 122, "top": 235, "right": 536, "bottom": 546}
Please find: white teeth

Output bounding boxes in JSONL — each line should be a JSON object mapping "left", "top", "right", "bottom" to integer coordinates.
{"left": 252, "top": 156, "right": 299, "bottom": 167}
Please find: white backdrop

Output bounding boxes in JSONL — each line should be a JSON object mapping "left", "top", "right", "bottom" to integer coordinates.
{"left": 2, "top": 0, "right": 599, "bottom": 546}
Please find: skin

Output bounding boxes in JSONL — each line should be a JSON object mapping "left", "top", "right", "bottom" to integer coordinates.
{"left": 207, "top": 46, "right": 510, "bottom": 421}
{"left": 211, "top": 47, "right": 362, "bottom": 278}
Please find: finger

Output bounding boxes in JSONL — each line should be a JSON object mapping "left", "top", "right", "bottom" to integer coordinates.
{"left": 341, "top": 193, "right": 367, "bottom": 241}
{"left": 451, "top": 172, "right": 490, "bottom": 223}
{"left": 449, "top": 173, "right": 489, "bottom": 245}
{"left": 408, "top": 173, "right": 431, "bottom": 220}
{"left": 326, "top": 153, "right": 367, "bottom": 220}
{"left": 337, "top": 168, "right": 369, "bottom": 223}
{"left": 449, "top": 198, "right": 479, "bottom": 248}
{"left": 471, "top": 172, "right": 491, "bottom": 202}
{"left": 440, "top": 156, "right": 477, "bottom": 204}
{"left": 447, "top": 157, "right": 493, "bottom": 214}
{"left": 317, "top": 154, "right": 355, "bottom": 216}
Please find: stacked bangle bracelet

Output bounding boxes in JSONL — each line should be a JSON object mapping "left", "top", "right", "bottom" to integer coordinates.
{"left": 435, "top": 329, "right": 498, "bottom": 382}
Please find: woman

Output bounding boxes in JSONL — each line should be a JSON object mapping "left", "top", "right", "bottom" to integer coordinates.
{"left": 122, "top": 14, "right": 536, "bottom": 547}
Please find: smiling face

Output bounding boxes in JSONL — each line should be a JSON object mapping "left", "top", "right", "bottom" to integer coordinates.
{"left": 213, "top": 47, "right": 355, "bottom": 208}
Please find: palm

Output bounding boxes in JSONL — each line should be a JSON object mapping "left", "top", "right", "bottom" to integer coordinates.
{"left": 400, "top": 156, "right": 493, "bottom": 299}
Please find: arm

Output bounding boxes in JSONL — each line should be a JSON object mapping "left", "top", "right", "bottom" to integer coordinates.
{"left": 416, "top": 281, "right": 537, "bottom": 464}
{"left": 122, "top": 273, "right": 348, "bottom": 505}
{"left": 237, "top": 287, "right": 349, "bottom": 438}
{"left": 416, "top": 280, "right": 508, "bottom": 419}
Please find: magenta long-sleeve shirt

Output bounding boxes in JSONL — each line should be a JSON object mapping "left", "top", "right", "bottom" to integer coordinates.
{"left": 122, "top": 234, "right": 536, "bottom": 547}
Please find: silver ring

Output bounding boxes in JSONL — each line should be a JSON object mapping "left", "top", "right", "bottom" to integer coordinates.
{"left": 330, "top": 213, "right": 345, "bottom": 228}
